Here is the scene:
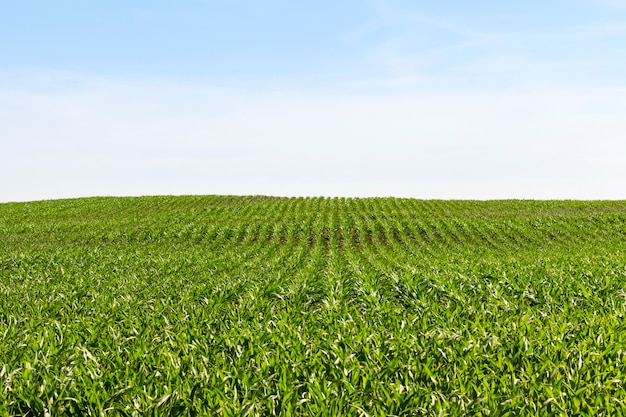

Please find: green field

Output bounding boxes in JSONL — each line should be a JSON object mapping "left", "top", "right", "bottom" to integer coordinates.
{"left": 2, "top": 196, "right": 626, "bottom": 416}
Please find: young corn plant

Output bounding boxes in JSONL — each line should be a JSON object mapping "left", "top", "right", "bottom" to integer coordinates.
{"left": 1, "top": 196, "right": 626, "bottom": 415}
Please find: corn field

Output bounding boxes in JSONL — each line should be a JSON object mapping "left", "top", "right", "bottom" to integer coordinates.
{"left": 2, "top": 196, "right": 626, "bottom": 416}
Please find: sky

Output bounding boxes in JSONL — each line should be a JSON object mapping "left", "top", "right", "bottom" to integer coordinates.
{"left": 2, "top": 0, "right": 626, "bottom": 202}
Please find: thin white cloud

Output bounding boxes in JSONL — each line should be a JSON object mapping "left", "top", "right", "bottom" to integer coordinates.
{"left": 1, "top": 71, "right": 625, "bottom": 202}
{"left": 353, "top": 1, "right": 626, "bottom": 92}
{"left": 364, "top": 0, "right": 486, "bottom": 38}
{"left": 591, "top": 0, "right": 626, "bottom": 8}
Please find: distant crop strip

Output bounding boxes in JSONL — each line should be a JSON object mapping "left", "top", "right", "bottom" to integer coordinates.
{"left": 1, "top": 196, "right": 626, "bottom": 415}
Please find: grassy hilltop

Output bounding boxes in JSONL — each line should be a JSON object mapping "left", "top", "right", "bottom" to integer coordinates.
{"left": 2, "top": 196, "right": 626, "bottom": 416}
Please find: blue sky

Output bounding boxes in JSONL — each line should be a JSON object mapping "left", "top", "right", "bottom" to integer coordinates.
{"left": 2, "top": 0, "right": 626, "bottom": 201}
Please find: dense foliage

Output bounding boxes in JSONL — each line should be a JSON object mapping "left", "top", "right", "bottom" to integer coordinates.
{"left": 2, "top": 196, "right": 626, "bottom": 416}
